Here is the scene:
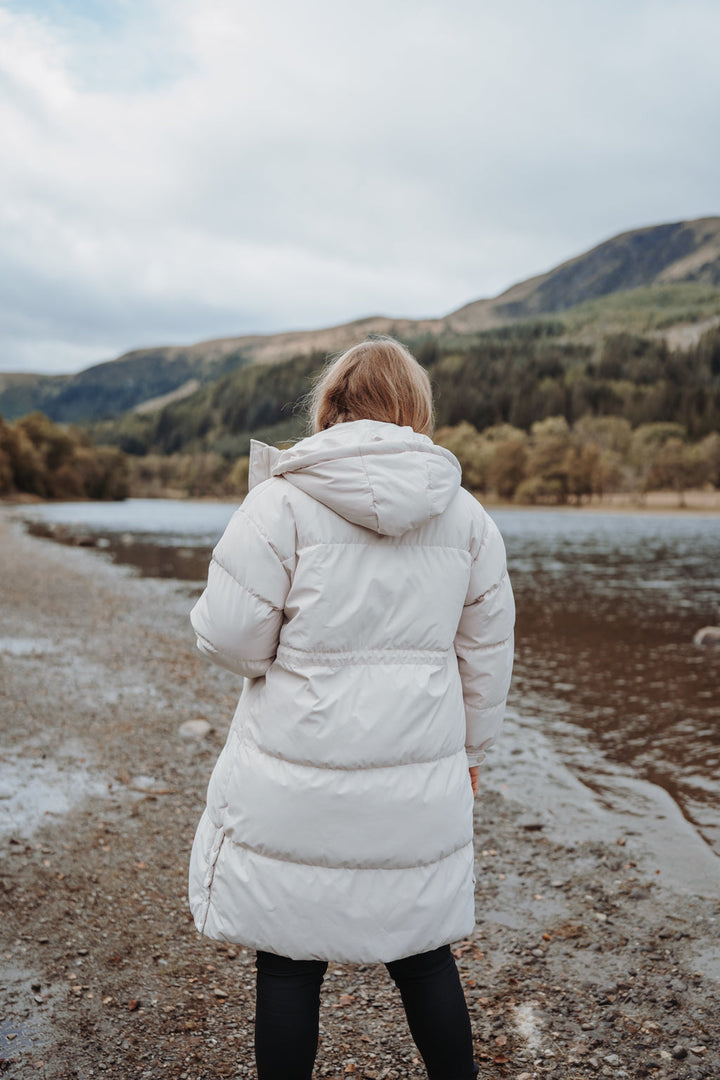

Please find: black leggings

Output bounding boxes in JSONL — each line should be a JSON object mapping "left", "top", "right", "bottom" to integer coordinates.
{"left": 254, "top": 944, "right": 479, "bottom": 1080}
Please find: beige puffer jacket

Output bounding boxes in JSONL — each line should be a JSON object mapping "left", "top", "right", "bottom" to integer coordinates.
{"left": 188, "top": 419, "right": 515, "bottom": 962}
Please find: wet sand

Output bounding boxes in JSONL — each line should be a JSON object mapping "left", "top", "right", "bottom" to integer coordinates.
{"left": 0, "top": 511, "right": 718, "bottom": 1080}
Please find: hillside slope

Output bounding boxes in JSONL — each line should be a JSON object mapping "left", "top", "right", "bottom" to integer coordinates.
{"left": 448, "top": 217, "right": 720, "bottom": 330}
{"left": 2, "top": 216, "right": 718, "bottom": 422}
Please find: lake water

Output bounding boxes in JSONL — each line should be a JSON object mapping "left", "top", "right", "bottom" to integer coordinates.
{"left": 19, "top": 499, "right": 720, "bottom": 857}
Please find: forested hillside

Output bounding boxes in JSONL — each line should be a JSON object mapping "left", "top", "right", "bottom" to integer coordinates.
{"left": 89, "top": 320, "right": 720, "bottom": 457}
{"left": 74, "top": 315, "right": 720, "bottom": 505}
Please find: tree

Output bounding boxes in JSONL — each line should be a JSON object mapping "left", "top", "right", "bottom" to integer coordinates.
{"left": 434, "top": 422, "right": 491, "bottom": 492}
{"left": 519, "top": 416, "right": 572, "bottom": 504}
{"left": 645, "top": 438, "right": 711, "bottom": 505}
{"left": 488, "top": 436, "right": 528, "bottom": 499}
{"left": 697, "top": 432, "right": 720, "bottom": 488}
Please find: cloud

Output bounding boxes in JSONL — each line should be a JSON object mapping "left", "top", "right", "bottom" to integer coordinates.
{"left": 1, "top": 0, "right": 719, "bottom": 373}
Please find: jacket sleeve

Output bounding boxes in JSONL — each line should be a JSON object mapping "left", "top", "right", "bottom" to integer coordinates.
{"left": 190, "top": 503, "right": 291, "bottom": 678}
{"left": 454, "top": 512, "right": 515, "bottom": 767}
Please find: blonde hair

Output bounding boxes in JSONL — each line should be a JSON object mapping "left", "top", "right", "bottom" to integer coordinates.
{"left": 309, "top": 336, "right": 434, "bottom": 436}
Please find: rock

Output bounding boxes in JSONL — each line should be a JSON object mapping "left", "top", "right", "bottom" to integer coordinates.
{"left": 672, "top": 1044, "right": 688, "bottom": 1059}
{"left": 693, "top": 625, "right": 720, "bottom": 646}
{"left": 179, "top": 719, "right": 212, "bottom": 739}
{"left": 604, "top": 1054, "right": 621, "bottom": 1066}
{"left": 129, "top": 775, "right": 158, "bottom": 790}
{"left": 517, "top": 815, "right": 545, "bottom": 831}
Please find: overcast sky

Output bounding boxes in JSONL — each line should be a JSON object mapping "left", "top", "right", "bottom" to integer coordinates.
{"left": 1, "top": 0, "right": 719, "bottom": 374}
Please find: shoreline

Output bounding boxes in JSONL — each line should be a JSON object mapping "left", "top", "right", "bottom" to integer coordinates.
{"left": 3, "top": 487, "right": 720, "bottom": 516}
{"left": 0, "top": 511, "right": 718, "bottom": 1078}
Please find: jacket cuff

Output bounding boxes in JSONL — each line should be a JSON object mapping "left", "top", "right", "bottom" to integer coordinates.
{"left": 465, "top": 749, "right": 486, "bottom": 768}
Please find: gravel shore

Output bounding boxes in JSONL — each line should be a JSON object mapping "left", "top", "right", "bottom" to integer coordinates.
{"left": 0, "top": 512, "right": 718, "bottom": 1080}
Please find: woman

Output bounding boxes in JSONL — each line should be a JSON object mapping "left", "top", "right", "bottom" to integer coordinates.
{"left": 188, "top": 336, "right": 515, "bottom": 1080}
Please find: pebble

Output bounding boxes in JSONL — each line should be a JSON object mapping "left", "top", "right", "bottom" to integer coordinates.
{"left": 517, "top": 816, "right": 545, "bottom": 831}
{"left": 693, "top": 625, "right": 720, "bottom": 646}
{"left": 178, "top": 719, "right": 212, "bottom": 739}
{"left": 130, "top": 775, "right": 159, "bottom": 790}
{"left": 672, "top": 1044, "right": 688, "bottom": 1059}
{"left": 604, "top": 1053, "right": 621, "bottom": 1066}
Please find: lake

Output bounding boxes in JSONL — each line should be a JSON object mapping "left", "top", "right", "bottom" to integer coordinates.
{"left": 19, "top": 499, "right": 720, "bottom": 857}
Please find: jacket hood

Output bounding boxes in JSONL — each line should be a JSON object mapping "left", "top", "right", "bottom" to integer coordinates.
{"left": 248, "top": 419, "right": 462, "bottom": 537}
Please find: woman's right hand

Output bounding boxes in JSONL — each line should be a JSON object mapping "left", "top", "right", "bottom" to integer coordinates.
{"left": 469, "top": 766, "right": 479, "bottom": 798}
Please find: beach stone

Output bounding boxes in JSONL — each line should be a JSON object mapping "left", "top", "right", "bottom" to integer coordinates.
{"left": 672, "top": 1044, "right": 688, "bottom": 1059}
{"left": 130, "top": 774, "right": 158, "bottom": 790}
{"left": 693, "top": 626, "right": 720, "bottom": 646}
{"left": 178, "top": 719, "right": 212, "bottom": 739}
{"left": 517, "top": 815, "right": 545, "bottom": 831}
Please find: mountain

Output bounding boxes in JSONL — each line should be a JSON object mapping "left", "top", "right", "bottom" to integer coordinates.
{"left": 1, "top": 216, "right": 719, "bottom": 423}
{"left": 448, "top": 215, "right": 720, "bottom": 330}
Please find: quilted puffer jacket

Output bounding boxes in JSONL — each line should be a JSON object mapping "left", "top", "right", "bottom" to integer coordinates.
{"left": 188, "top": 418, "right": 515, "bottom": 963}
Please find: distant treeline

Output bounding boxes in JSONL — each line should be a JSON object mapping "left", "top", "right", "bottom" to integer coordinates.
{"left": 435, "top": 416, "right": 720, "bottom": 505}
{"left": 123, "top": 415, "right": 720, "bottom": 505}
{"left": 0, "top": 412, "right": 128, "bottom": 500}
{"left": 89, "top": 322, "right": 720, "bottom": 462}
